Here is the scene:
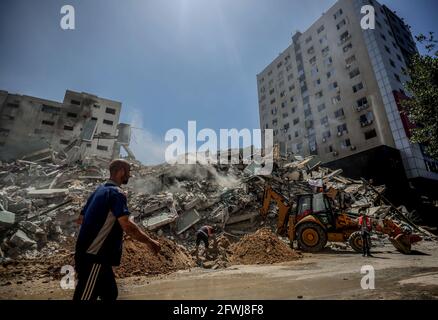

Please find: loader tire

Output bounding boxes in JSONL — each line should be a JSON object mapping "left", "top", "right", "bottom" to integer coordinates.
{"left": 296, "top": 222, "right": 327, "bottom": 252}
{"left": 349, "top": 231, "right": 364, "bottom": 253}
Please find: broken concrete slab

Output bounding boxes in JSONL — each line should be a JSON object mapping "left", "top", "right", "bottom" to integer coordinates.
{"left": 226, "top": 212, "right": 259, "bottom": 225}
{"left": 0, "top": 205, "right": 15, "bottom": 229}
{"left": 8, "top": 230, "right": 37, "bottom": 249}
{"left": 183, "top": 197, "right": 201, "bottom": 211}
{"left": 175, "top": 209, "right": 201, "bottom": 235}
{"left": 27, "top": 188, "right": 69, "bottom": 199}
{"left": 142, "top": 211, "right": 178, "bottom": 231}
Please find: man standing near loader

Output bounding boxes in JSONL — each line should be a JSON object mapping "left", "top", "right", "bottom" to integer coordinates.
{"left": 73, "top": 159, "right": 160, "bottom": 301}
{"left": 358, "top": 208, "right": 373, "bottom": 257}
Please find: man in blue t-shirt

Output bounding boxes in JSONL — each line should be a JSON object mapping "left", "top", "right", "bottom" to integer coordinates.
{"left": 73, "top": 159, "right": 160, "bottom": 301}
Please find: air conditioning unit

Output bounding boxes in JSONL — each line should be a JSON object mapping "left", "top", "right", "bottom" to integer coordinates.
{"left": 337, "top": 131, "right": 342, "bottom": 137}
{"left": 350, "top": 145, "right": 357, "bottom": 151}
{"left": 333, "top": 151, "right": 339, "bottom": 156}
{"left": 322, "top": 138, "right": 327, "bottom": 143}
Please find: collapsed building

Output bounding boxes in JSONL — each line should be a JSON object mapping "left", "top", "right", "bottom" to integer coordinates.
{"left": 0, "top": 150, "right": 436, "bottom": 280}
{"left": 0, "top": 89, "right": 135, "bottom": 165}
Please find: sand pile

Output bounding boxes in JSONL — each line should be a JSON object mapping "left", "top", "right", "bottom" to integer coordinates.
{"left": 229, "top": 228, "right": 300, "bottom": 265}
{"left": 115, "top": 235, "right": 195, "bottom": 277}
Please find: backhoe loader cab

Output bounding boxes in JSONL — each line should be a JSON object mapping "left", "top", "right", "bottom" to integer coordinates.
{"left": 296, "top": 193, "right": 336, "bottom": 229}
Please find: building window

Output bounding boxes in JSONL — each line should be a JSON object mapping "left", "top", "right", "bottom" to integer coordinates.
{"left": 60, "top": 139, "right": 70, "bottom": 145}
{"left": 67, "top": 112, "right": 77, "bottom": 118}
{"left": 328, "top": 82, "right": 338, "bottom": 91}
{"left": 334, "top": 108, "right": 345, "bottom": 118}
{"left": 320, "top": 116, "right": 329, "bottom": 126}
{"left": 364, "top": 129, "right": 377, "bottom": 140}
{"left": 327, "top": 69, "right": 335, "bottom": 79}
{"left": 317, "top": 25, "right": 325, "bottom": 34}
{"left": 103, "top": 119, "right": 114, "bottom": 125}
{"left": 287, "top": 73, "right": 294, "bottom": 81}
{"left": 345, "top": 55, "right": 356, "bottom": 65}
{"left": 316, "top": 91, "right": 323, "bottom": 98}
{"left": 270, "top": 98, "right": 276, "bottom": 105}
{"left": 322, "top": 46, "right": 330, "bottom": 56}
{"left": 307, "top": 46, "right": 315, "bottom": 55}
{"left": 309, "top": 56, "right": 316, "bottom": 64}
{"left": 343, "top": 43, "right": 352, "bottom": 53}
{"left": 332, "top": 94, "right": 341, "bottom": 104}
{"left": 341, "top": 138, "right": 351, "bottom": 149}
{"left": 71, "top": 99, "right": 81, "bottom": 105}
{"left": 336, "top": 19, "right": 346, "bottom": 30}
{"left": 337, "top": 123, "right": 348, "bottom": 135}
{"left": 295, "top": 131, "right": 299, "bottom": 138}
{"left": 394, "top": 73, "right": 401, "bottom": 82}
{"left": 390, "top": 59, "right": 396, "bottom": 68}
{"left": 317, "top": 103, "right": 326, "bottom": 112}
{"left": 97, "top": 145, "right": 109, "bottom": 151}
{"left": 349, "top": 68, "right": 360, "bottom": 79}
{"left": 63, "top": 125, "right": 74, "bottom": 131}
{"left": 322, "top": 130, "right": 331, "bottom": 140}
{"left": 339, "top": 31, "right": 350, "bottom": 43}
{"left": 381, "top": 33, "right": 386, "bottom": 41}
{"left": 319, "top": 35, "right": 328, "bottom": 45}
{"left": 93, "top": 104, "right": 101, "bottom": 109}
{"left": 106, "top": 107, "right": 117, "bottom": 115}
{"left": 42, "top": 120, "right": 55, "bottom": 126}
{"left": 333, "top": 8, "right": 343, "bottom": 19}
{"left": 314, "top": 79, "right": 321, "bottom": 86}
{"left": 323, "top": 56, "right": 333, "bottom": 67}
{"left": 304, "top": 108, "right": 312, "bottom": 118}
{"left": 293, "top": 118, "right": 300, "bottom": 125}
{"left": 6, "top": 102, "right": 19, "bottom": 108}
{"left": 384, "top": 45, "right": 391, "bottom": 54}
{"left": 42, "top": 104, "right": 61, "bottom": 114}
{"left": 0, "top": 128, "right": 10, "bottom": 137}
{"left": 359, "top": 111, "right": 374, "bottom": 127}
{"left": 397, "top": 54, "right": 402, "bottom": 61}
{"left": 1, "top": 114, "right": 15, "bottom": 121}
{"left": 352, "top": 82, "right": 364, "bottom": 93}
{"left": 356, "top": 97, "right": 369, "bottom": 111}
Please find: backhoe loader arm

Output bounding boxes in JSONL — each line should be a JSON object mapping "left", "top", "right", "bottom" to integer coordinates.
{"left": 260, "top": 185, "right": 292, "bottom": 236}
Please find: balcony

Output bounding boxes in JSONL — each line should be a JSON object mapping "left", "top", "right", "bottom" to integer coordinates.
{"left": 338, "top": 34, "right": 352, "bottom": 46}
{"left": 354, "top": 103, "right": 369, "bottom": 112}
{"left": 360, "top": 119, "right": 373, "bottom": 127}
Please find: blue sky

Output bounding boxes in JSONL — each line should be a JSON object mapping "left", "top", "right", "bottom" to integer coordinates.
{"left": 0, "top": 0, "right": 437, "bottom": 164}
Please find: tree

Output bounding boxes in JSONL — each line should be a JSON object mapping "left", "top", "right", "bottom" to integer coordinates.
{"left": 402, "top": 32, "right": 438, "bottom": 160}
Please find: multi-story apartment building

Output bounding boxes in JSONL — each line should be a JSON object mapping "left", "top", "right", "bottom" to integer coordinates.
{"left": 257, "top": 0, "right": 438, "bottom": 200}
{"left": 0, "top": 89, "right": 131, "bottom": 162}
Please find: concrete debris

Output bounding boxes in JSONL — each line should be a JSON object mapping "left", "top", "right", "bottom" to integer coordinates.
{"left": 0, "top": 150, "right": 435, "bottom": 280}
{"left": 8, "top": 230, "right": 37, "bottom": 249}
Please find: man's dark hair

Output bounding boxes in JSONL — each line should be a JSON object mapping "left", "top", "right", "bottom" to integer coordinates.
{"left": 109, "top": 159, "right": 130, "bottom": 176}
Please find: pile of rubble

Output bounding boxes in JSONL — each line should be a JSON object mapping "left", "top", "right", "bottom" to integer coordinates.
{"left": 1, "top": 151, "right": 436, "bottom": 281}
{"left": 229, "top": 228, "right": 301, "bottom": 265}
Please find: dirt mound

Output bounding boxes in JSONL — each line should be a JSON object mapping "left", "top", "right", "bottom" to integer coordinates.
{"left": 229, "top": 228, "right": 300, "bottom": 265}
{"left": 115, "top": 235, "right": 195, "bottom": 277}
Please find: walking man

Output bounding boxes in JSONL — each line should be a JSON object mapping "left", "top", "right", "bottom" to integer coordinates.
{"left": 73, "top": 159, "right": 160, "bottom": 301}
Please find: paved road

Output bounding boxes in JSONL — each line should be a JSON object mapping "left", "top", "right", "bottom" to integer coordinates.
{"left": 2, "top": 242, "right": 438, "bottom": 299}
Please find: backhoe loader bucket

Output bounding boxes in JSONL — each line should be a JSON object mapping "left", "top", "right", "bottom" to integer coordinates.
{"left": 389, "top": 233, "right": 412, "bottom": 254}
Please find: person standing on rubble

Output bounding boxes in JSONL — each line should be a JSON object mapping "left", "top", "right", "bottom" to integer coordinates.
{"left": 73, "top": 159, "right": 160, "bottom": 301}
{"left": 195, "top": 225, "right": 216, "bottom": 258}
{"left": 358, "top": 208, "right": 373, "bottom": 257}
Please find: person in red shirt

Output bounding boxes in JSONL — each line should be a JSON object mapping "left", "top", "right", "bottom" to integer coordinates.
{"left": 195, "top": 225, "right": 215, "bottom": 257}
{"left": 358, "top": 208, "right": 373, "bottom": 257}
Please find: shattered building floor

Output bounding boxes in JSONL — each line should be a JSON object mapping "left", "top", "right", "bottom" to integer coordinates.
{"left": 1, "top": 153, "right": 438, "bottom": 299}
